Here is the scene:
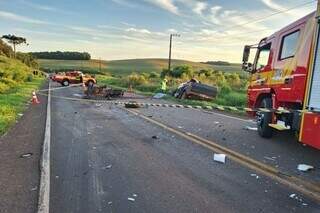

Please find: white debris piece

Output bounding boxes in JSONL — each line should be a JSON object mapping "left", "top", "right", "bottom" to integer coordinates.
{"left": 297, "top": 164, "right": 314, "bottom": 172}
{"left": 289, "top": 194, "right": 296, "bottom": 198}
{"left": 133, "top": 193, "right": 138, "bottom": 197}
{"left": 250, "top": 174, "right": 260, "bottom": 179}
{"left": 95, "top": 103, "right": 102, "bottom": 107}
{"left": 214, "top": 121, "right": 220, "bottom": 124}
{"left": 18, "top": 113, "right": 23, "bottom": 117}
{"left": 73, "top": 94, "right": 83, "bottom": 97}
{"left": 245, "top": 126, "right": 258, "bottom": 131}
{"left": 128, "top": 197, "right": 135, "bottom": 202}
{"left": 153, "top": 93, "right": 166, "bottom": 99}
{"left": 213, "top": 154, "right": 226, "bottom": 164}
{"left": 108, "top": 201, "right": 113, "bottom": 205}
{"left": 102, "top": 164, "right": 112, "bottom": 170}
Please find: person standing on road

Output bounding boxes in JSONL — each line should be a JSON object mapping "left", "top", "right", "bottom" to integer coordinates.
{"left": 161, "top": 78, "right": 168, "bottom": 93}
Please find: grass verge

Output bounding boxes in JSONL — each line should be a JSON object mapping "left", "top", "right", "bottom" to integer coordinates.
{"left": 0, "top": 78, "right": 45, "bottom": 135}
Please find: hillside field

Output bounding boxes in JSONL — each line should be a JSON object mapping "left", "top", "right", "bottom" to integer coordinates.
{"left": 38, "top": 58, "right": 242, "bottom": 75}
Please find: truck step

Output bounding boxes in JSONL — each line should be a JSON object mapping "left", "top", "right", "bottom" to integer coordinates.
{"left": 269, "top": 124, "right": 291, "bottom": 131}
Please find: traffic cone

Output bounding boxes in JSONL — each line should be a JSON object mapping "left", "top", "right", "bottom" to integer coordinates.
{"left": 32, "top": 91, "right": 40, "bottom": 104}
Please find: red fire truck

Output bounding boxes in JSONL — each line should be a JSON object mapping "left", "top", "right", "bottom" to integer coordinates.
{"left": 242, "top": 6, "right": 320, "bottom": 150}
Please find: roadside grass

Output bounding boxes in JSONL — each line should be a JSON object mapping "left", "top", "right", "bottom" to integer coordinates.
{"left": 0, "top": 78, "right": 45, "bottom": 135}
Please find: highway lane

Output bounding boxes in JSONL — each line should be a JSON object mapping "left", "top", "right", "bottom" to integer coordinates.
{"left": 49, "top": 85, "right": 320, "bottom": 212}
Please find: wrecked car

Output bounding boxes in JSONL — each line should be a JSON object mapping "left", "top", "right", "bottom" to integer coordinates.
{"left": 173, "top": 79, "right": 218, "bottom": 101}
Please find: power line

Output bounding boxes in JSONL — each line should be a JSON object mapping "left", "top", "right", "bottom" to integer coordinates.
{"left": 219, "top": 0, "right": 316, "bottom": 32}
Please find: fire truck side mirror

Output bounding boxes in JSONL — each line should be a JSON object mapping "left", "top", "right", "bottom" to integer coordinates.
{"left": 242, "top": 45, "right": 251, "bottom": 63}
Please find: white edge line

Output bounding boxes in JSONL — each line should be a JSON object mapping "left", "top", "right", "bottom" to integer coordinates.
{"left": 38, "top": 80, "right": 51, "bottom": 213}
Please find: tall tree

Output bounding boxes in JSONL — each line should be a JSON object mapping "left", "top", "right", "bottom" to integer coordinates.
{"left": 1, "top": 34, "right": 27, "bottom": 58}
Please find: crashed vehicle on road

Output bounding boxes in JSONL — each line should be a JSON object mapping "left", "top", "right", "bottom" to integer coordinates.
{"left": 173, "top": 79, "right": 218, "bottom": 101}
{"left": 84, "top": 84, "right": 124, "bottom": 99}
{"left": 53, "top": 71, "right": 96, "bottom": 87}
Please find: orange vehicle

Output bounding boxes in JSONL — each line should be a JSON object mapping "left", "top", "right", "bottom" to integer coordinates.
{"left": 242, "top": 6, "right": 320, "bottom": 150}
{"left": 53, "top": 71, "right": 96, "bottom": 87}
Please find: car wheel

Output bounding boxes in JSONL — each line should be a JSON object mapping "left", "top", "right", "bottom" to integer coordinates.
{"left": 257, "top": 97, "right": 273, "bottom": 138}
{"left": 62, "top": 80, "right": 69, "bottom": 86}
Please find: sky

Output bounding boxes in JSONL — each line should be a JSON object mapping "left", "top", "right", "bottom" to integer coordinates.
{"left": 0, "top": 0, "right": 316, "bottom": 62}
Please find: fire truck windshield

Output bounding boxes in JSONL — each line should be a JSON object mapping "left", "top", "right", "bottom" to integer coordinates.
{"left": 255, "top": 43, "right": 271, "bottom": 71}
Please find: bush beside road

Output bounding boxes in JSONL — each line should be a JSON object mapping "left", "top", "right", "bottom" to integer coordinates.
{"left": 0, "top": 78, "right": 45, "bottom": 135}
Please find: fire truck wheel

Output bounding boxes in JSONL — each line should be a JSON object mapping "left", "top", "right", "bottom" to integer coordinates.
{"left": 257, "top": 98, "right": 273, "bottom": 138}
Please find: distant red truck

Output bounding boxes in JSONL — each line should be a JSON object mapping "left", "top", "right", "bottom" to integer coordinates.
{"left": 52, "top": 71, "right": 96, "bottom": 86}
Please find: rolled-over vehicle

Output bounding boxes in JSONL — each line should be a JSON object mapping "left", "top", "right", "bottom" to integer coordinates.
{"left": 174, "top": 79, "right": 218, "bottom": 101}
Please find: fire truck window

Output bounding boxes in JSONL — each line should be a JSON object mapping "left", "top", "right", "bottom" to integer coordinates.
{"left": 280, "top": 30, "right": 300, "bottom": 60}
{"left": 256, "top": 43, "right": 271, "bottom": 70}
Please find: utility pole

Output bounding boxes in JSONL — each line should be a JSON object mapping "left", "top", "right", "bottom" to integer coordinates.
{"left": 168, "top": 34, "right": 180, "bottom": 72}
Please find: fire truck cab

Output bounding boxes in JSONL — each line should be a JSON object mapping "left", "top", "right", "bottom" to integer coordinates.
{"left": 242, "top": 11, "right": 320, "bottom": 150}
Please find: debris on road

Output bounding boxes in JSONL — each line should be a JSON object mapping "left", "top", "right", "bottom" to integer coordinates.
{"left": 250, "top": 174, "right": 260, "bottom": 179}
{"left": 125, "top": 101, "right": 140, "bottom": 108}
{"left": 213, "top": 154, "right": 226, "bottom": 164}
{"left": 18, "top": 113, "right": 23, "bottom": 117}
{"left": 177, "top": 126, "right": 183, "bottom": 129}
{"left": 128, "top": 197, "right": 135, "bottom": 202}
{"left": 244, "top": 126, "right": 258, "bottom": 131}
{"left": 73, "top": 93, "right": 83, "bottom": 98}
{"left": 20, "top": 153, "right": 33, "bottom": 158}
{"left": 30, "top": 186, "right": 38, "bottom": 191}
{"left": 289, "top": 193, "right": 305, "bottom": 204}
{"left": 297, "top": 164, "right": 314, "bottom": 172}
{"left": 214, "top": 121, "right": 220, "bottom": 124}
{"left": 264, "top": 156, "right": 276, "bottom": 161}
{"left": 108, "top": 201, "right": 113, "bottom": 205}
{"left": 95, "top": 103, "right": 102, "bottom": 107}
{"left": 102, "top": 164, "right": 112, "bottom": 170}
{"left": 153, "top": 93, "right": 166, "bottom": 99}
{"left": 152, "top": 135, "right": 159, "bottom": 139}
{"left": 133, "top": 193, "right": 138, "bottom": 197}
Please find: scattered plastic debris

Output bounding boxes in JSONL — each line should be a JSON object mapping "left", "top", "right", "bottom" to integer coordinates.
{"left": 213, "top": 154, "right": 226, "bottom": 164}
{"left": 95, "top": 103, "right": 102, "bottom": 107}
{"left": 102, "top": 164, "right": 112, "bottom": 170}
{"left": 73, "top": 94, "right": 83, "bottom": 97}
{"left": 20, "top": 153, "right": 33, "bottom": 158}
{"left": 264, "top": 156, "right": 276, "bottom": 161}
{"left": 245, "top": 126, "right": 258, "bottom": 131}
{"left": 153, "top": 93, "right": 166, "bottom": 99}
{"left": 128, "top": 197, "right": 135, "bottom": 202}
{"left": 297, "top": 164, "right": 314, "bottom": 172}
{"left": 214, "top": 121, "right": 220, "bottom": 124}
{"left": 18, "top": 113, "right": 23, "bottom": 117}
{"left": 30, "top": 186, "right": 38, "bottom": 191}
{"left": 289, "top": 193, "right": 306, "bottom": 205}
{"left": 152, "top": 136, "right": 159, "bottom": 139}
{"left": 133, "top": 193, "right": 138, "bottom": 197}
{"left": 250, "top": 174, "right": 260, "bottom": 179}
{"left": 289, "top": 194, "right": 296, "bottom": 198}
{"left": 108, "top": 201, "right": 113, "bottom": 205}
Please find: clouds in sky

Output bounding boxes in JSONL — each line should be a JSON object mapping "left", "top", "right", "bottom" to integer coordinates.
{"left": 0, "top": 0, "right": 316, "bottom": 62}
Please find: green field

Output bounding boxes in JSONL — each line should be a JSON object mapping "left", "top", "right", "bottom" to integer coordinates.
{"left": 38, "top": 58, "right": 242, "bottom": 75}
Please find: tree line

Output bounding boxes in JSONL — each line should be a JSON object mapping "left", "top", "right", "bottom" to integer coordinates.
{"left": 0, "top": 38, "right": 38, "bottom": 69}
{"left": 31, "top": 51, "right": 91, "bottom": 60}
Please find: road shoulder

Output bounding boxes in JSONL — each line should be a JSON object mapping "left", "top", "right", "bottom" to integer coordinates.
{"left": 0, "top": 82, "right": 48, "bottom": 213}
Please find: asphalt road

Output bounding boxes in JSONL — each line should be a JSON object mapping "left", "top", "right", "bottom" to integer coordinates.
{"left": 49, "top": 84, "right": 320, "bottom": 213}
